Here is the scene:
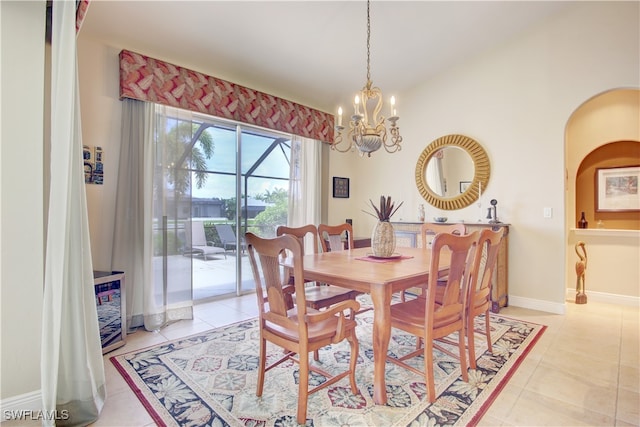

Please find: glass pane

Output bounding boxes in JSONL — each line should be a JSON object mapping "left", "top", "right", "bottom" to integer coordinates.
{"left": 241, "top": 132, "right": 290, "bottom": 179}
{"left": 240, "top": 129, "right": 290, "bottom": 295}
{"left": 172, "top": 112, "right": 292, "bottom": 302}
{"left": 195, "top": 124, "right": 237, "bottom": 174}
{"left": 189, "top": 122, "right": 238, "bottom": 301}
{"left": 152, "top": 107, "right": 194, "bottom": 325}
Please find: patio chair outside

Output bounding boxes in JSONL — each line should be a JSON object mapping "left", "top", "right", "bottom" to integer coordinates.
{"left": 215, "top": 223, "right": 246, "bottom": 254}
{"left": 184, "top": 221, "right": 226, "bottom": 260}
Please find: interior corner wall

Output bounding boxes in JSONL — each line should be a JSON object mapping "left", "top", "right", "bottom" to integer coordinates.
{"left": 1, "top": 0, "right": 45, "bottom": 403}
{"left": 77, "top": 36, "right": 123, "bottom": 271}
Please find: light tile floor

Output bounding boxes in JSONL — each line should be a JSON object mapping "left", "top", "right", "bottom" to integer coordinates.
{"left": 477, "top": 301, "right": 639, "bottom": 426}
{"left": 4, "top": 298, "right": 638, "bottom": 426}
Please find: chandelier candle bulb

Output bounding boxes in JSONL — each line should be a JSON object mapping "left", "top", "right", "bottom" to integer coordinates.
{"left": 389, "top": 96, "right": 396, "bottom": 117}
{"left": 337, "top": 107, "right": 343, "bottom": 127}
{"left": 354, "top": 95, "right": 360, "bottom": 115}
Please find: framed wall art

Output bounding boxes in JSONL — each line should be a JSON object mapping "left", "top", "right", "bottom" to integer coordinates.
{"left": 595, "top": 165, "right": 640, "bottom": 212}
{"left": 83, "top": 145, "right": 104, "bottom": 185}
{"left": 333, "top": 177, "right": 350, "bottom": 198}
{"left": 459, "top": 181, "right": 471, "bottom": 194}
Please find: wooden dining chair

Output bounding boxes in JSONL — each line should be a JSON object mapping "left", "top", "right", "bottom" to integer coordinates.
{"left": 401, "top": 222, "right": 468, "bottom": 302}
{"left": 245, "top": 232, "right": 360, "bottom": 425}
{"left": 386, "top": 231, "right": 480, "bottom": 403}
{"left": 420, "top": 222, "right": 467, "bottom": 248}
{"left": 466, "top": 227, "right": 505, "bottom": 369}
{"left": 317, "top": 222, "right": 363, "bottom": 301}
{"left": 318, "top": 223, "right": 354, "bottom": 253}
{"left": 277, "top": 224, "right": 357, "bottom": 312}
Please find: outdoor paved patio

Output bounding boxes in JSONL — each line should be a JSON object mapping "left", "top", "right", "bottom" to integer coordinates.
{"left": 191, "top": 251, "right": 256, "bottom": 301}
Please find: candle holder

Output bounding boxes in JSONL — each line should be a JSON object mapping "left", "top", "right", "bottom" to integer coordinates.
{"left": 477, "top": 181, "right": 483, "bottom": 222}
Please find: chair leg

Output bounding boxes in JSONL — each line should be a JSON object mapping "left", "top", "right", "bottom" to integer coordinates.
{"left": 297, "top": 352, "right": 309, "bottom": 425}
{"left": 347, "top": 332, "right": 359, "bottom": 394}
{"left": 313, "top": 350, "right": 320, "bottom": 361}
{"left": 458, "top": 328, "right": 468, "bottom": 382}
{"left": 485, "top": 309, "right": 492, "bottom": 353}
{"left": 468, "top": 313, "right": 477, "bottom": 369}
{"left": 256, "top": 337, "right": 267, "bottom": 397}
{"left": 424, "top": 339, "right": 436, "bottom": 403}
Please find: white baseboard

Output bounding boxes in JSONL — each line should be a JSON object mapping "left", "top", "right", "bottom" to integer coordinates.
{"left": 509, "top": 291, "right": 639, "bottom": 316}
{"left": 0, "top": 390, "right": 42, "bottom": 421}
{"left": 508, "top": 295, "right": 566, "bottom": 314}
{"left": 565, "top": 288, "right": 640, "bottom": 306}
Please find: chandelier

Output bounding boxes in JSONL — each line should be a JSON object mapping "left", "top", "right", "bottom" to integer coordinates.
{"left": 332, "top": 0, "right": 402, "bottom": 157}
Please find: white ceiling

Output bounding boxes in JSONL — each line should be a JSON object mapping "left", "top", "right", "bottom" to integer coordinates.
{"left": 81, "top": 1, "right": 575, "bottom": 113}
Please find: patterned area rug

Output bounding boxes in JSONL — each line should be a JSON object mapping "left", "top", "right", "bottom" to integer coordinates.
{"left": 111, "top": 298, "right": 545, "bottom": 426}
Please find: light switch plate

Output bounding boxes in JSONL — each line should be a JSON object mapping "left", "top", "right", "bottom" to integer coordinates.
{"left": 543, "top": 207, "right": 553, "bottom": 218}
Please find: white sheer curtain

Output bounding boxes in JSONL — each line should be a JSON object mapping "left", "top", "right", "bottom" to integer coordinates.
{"left": 41, "top": 1, "right": 105, "bottom": 425}
{"left": 426, "top": 153, "right": 446, "bottom": 197}
{"left": 288, "top": 136, "right": 322, "bottom": 252}
{"left": 112, "top": 102, "right": 193, "bottom": 331}
{"left": 112, "top": 99, "right": 154, "bottom": 330}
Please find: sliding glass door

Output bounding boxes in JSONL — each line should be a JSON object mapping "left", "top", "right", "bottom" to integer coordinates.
{"left": 185, "top": 114, "right": 291, "bottom": 301}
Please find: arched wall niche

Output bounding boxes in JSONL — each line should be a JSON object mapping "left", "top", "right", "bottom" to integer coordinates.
{"left": 565, "top": 88, "right": 640, "bottom": 301}
{"left": 565, "top": 88, "right": 640, "bottom": 230}
{"left": 576, "top": 141, "right": 640, "bottom": 230}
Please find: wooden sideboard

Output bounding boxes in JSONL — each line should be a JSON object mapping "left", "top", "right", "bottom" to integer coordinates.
{"left": 324, "top": 236, "right": 371, "bottom": 251}
{"left": 391, "top": 222, "right": 510, "bottom": 313}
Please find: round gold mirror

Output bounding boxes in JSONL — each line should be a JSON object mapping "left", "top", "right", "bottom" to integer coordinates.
{"left": 415, "top": 134, "right": 490, "bottom": 210}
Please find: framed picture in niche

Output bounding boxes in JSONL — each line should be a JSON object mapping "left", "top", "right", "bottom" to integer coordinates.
{"left": 333, "top": 177, "right": 350, "bottom": 198}
{"left": 595, "top": 165, "right": 640, "bottom": 212}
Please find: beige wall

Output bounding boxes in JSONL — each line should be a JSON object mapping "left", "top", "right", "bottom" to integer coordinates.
{"left": 328, "top": 1, "right": 640, "bottom": 312}
{"left": 0, "top": 0, "right": 45, "bottom": 402}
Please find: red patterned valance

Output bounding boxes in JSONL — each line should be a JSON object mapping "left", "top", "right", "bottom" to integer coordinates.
{"left": 76, "top": 0, "right": 90, "bottom": 33}
{"left": 119, "top": 49, "right": 334, "bottom": 143}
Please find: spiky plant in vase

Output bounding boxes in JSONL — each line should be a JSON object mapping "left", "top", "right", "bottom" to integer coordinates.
{"left": 364, "top": 196, "right": 404, "bottom": 257}
{"left": 364, "top": 196, "right": 404, "bottom": 222}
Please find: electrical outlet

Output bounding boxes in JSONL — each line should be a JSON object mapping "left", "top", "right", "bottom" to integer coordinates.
{"left": 543, "top": 207, "right": 553, "bottom": 218}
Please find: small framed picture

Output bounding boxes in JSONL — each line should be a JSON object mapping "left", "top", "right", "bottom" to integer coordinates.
{"left": 333, "top": 177, "right": 350, "bottom": 198}
{"left": 459, "top": 181, "right": 471, "bottom": 194}
{"left": 595, "top": 166, "right": 640, "bottom": 212}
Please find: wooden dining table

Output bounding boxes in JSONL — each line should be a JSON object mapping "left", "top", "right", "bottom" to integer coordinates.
{"left": 301, "top": 246, "right": 451, "bottom": 405}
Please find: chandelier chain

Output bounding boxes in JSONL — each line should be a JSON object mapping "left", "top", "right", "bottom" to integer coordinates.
{"left": 366, "top": 0, "right": 371, "bottom": 85}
